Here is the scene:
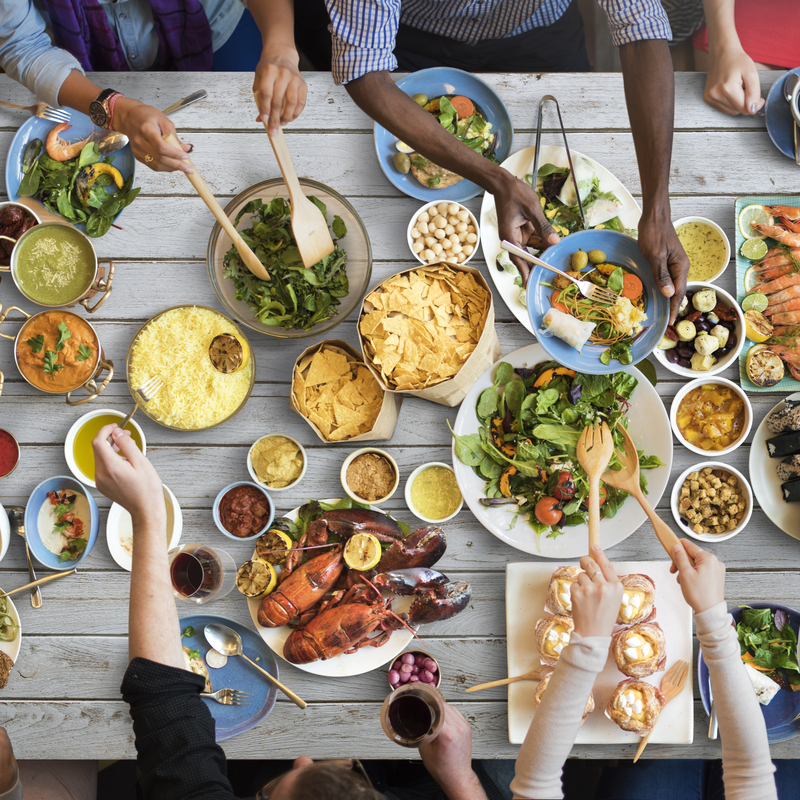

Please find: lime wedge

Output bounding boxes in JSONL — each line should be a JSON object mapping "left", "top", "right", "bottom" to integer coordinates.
{"left": 742, "top": 292, "right": 769, "bottom": 314}
{"left": 738, "top": 205, "right": 773, "bottom": 240}
{"left": 740, "top": 238, "right": 769, "bottom": 261}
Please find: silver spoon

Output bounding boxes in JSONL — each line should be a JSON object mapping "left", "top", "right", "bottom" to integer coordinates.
{"left": 204, "top": 623, "right": 307, "bottom": 709}
{"left": 8, "top": 507, "right": 41, "bottom": 608}
{"left": 97, "top": 90, "right": 208, "bottom": 154}
{"left": 783, "top": 73, "right": 800, "bottom": 166}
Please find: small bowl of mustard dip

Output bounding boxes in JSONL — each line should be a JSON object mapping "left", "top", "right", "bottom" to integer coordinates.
{"left": 341, "top": 448, "right": 399, "bottom": 505}
{"left": 405, "top": 462, "right": 463, "bottom": 523}
{"left": 674, "top": 216, "right": 731, "bottom": 284}
{"left": 247, "top": 434, "right": 307, "bottom": 492}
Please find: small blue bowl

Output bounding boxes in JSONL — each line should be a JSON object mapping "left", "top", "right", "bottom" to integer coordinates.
{"left": 24, "top": 476, "right": 99, "bottom": 570}
{"left": 526, "top": 229, "right": 669, "bottom": 375}
{"left": 212, "top": 482, "right": 274, "bottom": 541}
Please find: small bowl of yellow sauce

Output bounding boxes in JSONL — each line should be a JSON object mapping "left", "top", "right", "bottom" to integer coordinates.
{"left": 405, "top": 462, "right": 463, "bottom": 523}
{"left": 64, "top": 408, "right": 146, "bottom": 488}
{"left": 674, "top": 216, "right": 731, "bottom": 283}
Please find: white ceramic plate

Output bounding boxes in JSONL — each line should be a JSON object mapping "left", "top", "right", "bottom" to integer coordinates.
{"left": 479, "top": 145, "right": 641, "bottom": 332}
{"left": 750, "top": 392, "right": 800, "bottom": 540}
{"left": 106, "top": 484, "right": 182, "bottom": 571}
{"left": 247, "top": 502, "right": 413, "bottom": 677}
{"left": 506, "top": 561, "right": 693, "bottom": 745}
{"left": 451, "top": 343, "right": 673, "bottom": 557}
{"left": 0, "top": 504, "right": 9, "bottom": 564}
{"left": 0, "top": 585, "right": 21, "bottom": 665}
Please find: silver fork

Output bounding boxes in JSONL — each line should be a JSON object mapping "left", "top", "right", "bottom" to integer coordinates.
{"left": 501, "top": 240, "right": 619, "bottom": 305}
{"left": 201, "top": 688, "right": 252, "bottom": 705}
{"left": 0, "top": 100, "right": 70, "bottom": 123}
{"left": 108, "top": 375, "right": 164, "bottom": 444}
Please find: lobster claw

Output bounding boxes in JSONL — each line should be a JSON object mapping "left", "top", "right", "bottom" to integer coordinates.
{"left": 372, "top": 568, "right": 449, "bottom": 595}
{"left": 376, "top": 525, "right": 447, "bottom": 572}
{"left": 307, "top": 509, "right": 404, "bottom": 546}
{"left": 407, "top": 580, "right": 472, "bottom": 626}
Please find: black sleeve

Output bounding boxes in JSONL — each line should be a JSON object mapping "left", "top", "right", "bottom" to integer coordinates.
{"left": 121, "top": 658, "right": 238, "bottom": 800}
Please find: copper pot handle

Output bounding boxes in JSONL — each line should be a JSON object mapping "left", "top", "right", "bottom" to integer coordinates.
{"left": 0, "top": 305, "right": 30, "bottom": 341}
{"left": 0, "top": 235, "right": 14, "bottom": 273}
{"left": 66, "top": 358, "right": 114, "bottom": 406}
{"left": 80, "top": 259, "right": 115, "bottom": 314}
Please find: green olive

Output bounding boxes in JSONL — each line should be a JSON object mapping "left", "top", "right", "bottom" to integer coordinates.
{"left": 588, "top": 249, "right": 607, "bottom": 264}
{"left": 393, "top": 152, "right": 411, "bottom": 174}
{"left": 412, "top": 94, "right": 428, "bottom": 106}
{"left": 570, "top": 250, "right": 589, "bottom": 270}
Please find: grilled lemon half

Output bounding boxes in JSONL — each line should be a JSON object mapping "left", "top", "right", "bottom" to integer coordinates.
{"left": 236, "top": 559, "right": 276, "bottom": 598}
{"left": 746, "top": 345, "right": 784, "bottom": 387}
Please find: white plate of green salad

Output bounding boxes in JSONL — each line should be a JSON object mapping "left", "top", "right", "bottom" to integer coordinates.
{"left": 480, "top": 145, "right": 641, "bottom": 332}
{"left": 450, "top": 343, "right": 672, "bottom": 557}
{"left": 206, "top": 177, "right": 373, "bottom": 339}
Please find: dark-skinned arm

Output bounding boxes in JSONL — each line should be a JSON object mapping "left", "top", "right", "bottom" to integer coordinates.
{"left": 346, "top": 70, "right": 558, "bottom": 282}
{"left": 619, "top": 39, "right": 689, "bottom": 323}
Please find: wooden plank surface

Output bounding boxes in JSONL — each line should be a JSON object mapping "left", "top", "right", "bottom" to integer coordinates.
{"left": 0, "top": 71, "right": 799, "bottom": 762}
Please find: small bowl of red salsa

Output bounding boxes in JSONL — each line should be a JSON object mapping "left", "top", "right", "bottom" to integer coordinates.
{"left": 212, "top": 481, "right": 274, "bottom": 541}
{"left": 0, "top": 429, "right": 20, "bottom": 478}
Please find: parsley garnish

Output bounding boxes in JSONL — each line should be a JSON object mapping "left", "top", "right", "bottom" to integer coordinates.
{"left": 76, "top": 344, "right": 93, "bottom": 362}
{"left": 182, "top": 626, "right": 196, "bottom": 638}
{"left": 43, "top": 351, "right": 63, "bottom": 379}
{"left": 27, "top": 334, "right": 44, "bottom": 353}
{"left": 56, "top": 321, "right": 71, "bottom": 351}
{"left": 187, "top": 648, "right": 201, "bottom": 660}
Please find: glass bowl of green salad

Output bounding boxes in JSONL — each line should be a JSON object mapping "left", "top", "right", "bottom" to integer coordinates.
{"left": 206, "top": 178, "right": 373, "bottom": 339}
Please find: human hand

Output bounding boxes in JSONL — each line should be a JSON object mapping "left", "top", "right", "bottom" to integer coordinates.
{"left": 253, "top": 48, "right": 307, "bottom": 135}
{"left": 704, "top": 48, "right": 763, "bottom": 116}
{"left": 92, "top": 424, "right": 166, "bottom": 527}
{"left": 495, "top": 172, "right": 560, "bottom": 286}
{"left": 112, "top": 97, "right": 193, "bottom": 173}
{"left": 0, "top": 728, "right": 17, "bottom": 794}
{"left": 571, "top": 545, "right": 623, "bottom": 638}
{"left": 637, "top": 211, "right": 690, "bottom": 324}
{"left": 670, "top": 538, "right": 725, "bottom": 614}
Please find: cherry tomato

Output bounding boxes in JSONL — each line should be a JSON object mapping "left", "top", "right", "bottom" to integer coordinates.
{"left": 553, "top": 470, "right": 576, "bottom": 501}
{"left": 581, "top": 485, "right": 607, "bottom": 507}
{"left": 535, "top": 497, "right": 563, "bottom": 526}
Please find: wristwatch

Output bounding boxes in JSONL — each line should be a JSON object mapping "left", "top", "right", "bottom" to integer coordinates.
{"left": 89, "top": 88, "right": 122, "bottom": 130}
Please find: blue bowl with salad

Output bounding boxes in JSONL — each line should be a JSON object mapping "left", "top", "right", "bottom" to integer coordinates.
{"left": 698, "top": 603, "right": 800, "bottom": 743}
{"left": 526, "top": 230, "right": 669, "bottom": 375}
{"left": 374, "top": 67, "right": 513, "bottom": 202}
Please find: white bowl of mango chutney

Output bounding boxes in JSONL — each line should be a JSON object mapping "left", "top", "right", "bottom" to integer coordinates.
{"left": 64, "top": 408, "right": 146, "bottom": 489}
{"left": 674, "top": 216, "right": 731, "bottom": 283}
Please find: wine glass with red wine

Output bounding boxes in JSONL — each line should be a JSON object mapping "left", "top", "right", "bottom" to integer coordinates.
{"left": 380, "top": 682, "right": 446, "bottom": 748}
{"left": 168, "top": 543, "right": 236, "bottom": 604}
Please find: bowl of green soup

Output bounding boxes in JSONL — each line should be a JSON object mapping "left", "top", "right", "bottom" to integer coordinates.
{"left": 10, "top": 222, "right": 114, "bottom": 312}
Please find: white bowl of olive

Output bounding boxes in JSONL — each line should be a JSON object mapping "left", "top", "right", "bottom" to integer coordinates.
{"left": 653, "top": 282, "right": 744, "bottom": 378}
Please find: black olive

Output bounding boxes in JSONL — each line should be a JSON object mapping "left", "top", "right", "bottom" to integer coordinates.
{"left": 717, "top": 346, "right": 730, "bottom": 357}
{"left": 666, "top": 349, "right": 681, "bottom": 364}
{"left": 695, "top": 320, "right": 711, "bottom": 333}
{"left": 677, "top": 345, "right": 693, "bottom": 359}
{"left": 678, "top": 358, "right": 692, "bottom": 368}
{"left": 722, "top": 320, "right": 735, "bottom": 330}
{"left": 727, "top": 333, "right": 737, "bottom": 348}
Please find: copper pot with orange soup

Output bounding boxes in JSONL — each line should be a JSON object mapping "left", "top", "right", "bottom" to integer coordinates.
{"left": 0, "top": 305, "right": 113, "bottom": 405}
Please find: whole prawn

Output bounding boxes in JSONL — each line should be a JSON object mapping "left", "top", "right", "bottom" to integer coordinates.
{"left": 46, "top": 123, "right": 92, "bottom": 162}
{"left": 752, "top": 223, "right": 800, "bottom": 248}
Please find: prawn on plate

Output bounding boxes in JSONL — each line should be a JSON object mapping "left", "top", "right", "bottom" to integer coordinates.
{"left": 750, "top": 272, "right": 800, "bottom": 296}
{"left": 45, "top": 123, "right": 92, "bottom": 162}
{"left": 752, "top": 223, "right": 800, "bottom": 248}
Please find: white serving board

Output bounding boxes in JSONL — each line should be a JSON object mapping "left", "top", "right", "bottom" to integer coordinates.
{"left": 506, "top": 561, "right": 693, "bottom": 745}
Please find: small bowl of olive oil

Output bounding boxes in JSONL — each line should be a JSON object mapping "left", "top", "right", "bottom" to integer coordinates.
{"left": 64, "top": 408, "right": 146, "bottom": 488}
{"left": 674, "top": 216, "right": 731, "bottom": 283}
{"left": 405, "top": 462, "right": 463, "bottom": 524}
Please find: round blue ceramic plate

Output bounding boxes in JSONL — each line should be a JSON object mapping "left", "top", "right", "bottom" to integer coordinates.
{"left": 373, "top": 67, "right": 513, "bottom": 202}
{"left": 698, "top": 603, "right": 800, "bottom": 744}
{"left": 4, "top": 111, "right": 136, "bottom": 231}
{"left": 765, "top": 68, "right": 800, "bottom": 160}
{"left": 180, "top": 614, "right": 278, "bottom": 741}
{"left": 526, "top": 229, "right": 669, "bottom": 375}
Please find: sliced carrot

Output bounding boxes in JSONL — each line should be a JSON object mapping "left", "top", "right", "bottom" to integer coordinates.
{"left": 450, "top": 96, "right": 475, "bottom": 120}
{"left": 551, "top": 290, "right": 568, "bottom": 314}
{"left": 742, "top": 652, "right": 772, "bottom": 671}
{"left": 621, "top": 273, "right": 643, "bottom": 300}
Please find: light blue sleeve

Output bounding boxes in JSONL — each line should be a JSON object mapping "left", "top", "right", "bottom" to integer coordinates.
{"left": 0, "top": 0, "right": 84, "bottom": 108}
{"left": 597, "top": 0, "right": 672, "bottom": 47}
{"left": 325, "top": 0, "right": 402, "bottom": 85}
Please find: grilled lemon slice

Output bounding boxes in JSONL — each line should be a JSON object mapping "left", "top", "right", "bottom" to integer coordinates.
{"left": 236, "top": 559, "right": 276, "bottom": 598}
{"left": 746, "top": 345, "right": 784, "bottom": 387}
{"left": 209, "top": 333, "right": 251, "bottom": 374}
{"left": 744, "top": 310, "right": 773, "bottom": 343}
{"left": 255, "top": 528, "right": 293, "bottom": 566}
{"left": 344, "top": 532, "right": 382, "bottom": 571}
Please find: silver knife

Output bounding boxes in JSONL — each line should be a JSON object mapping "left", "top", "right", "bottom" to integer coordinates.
{"left": 162, "top": 89, "right": 207, "bottom": 116}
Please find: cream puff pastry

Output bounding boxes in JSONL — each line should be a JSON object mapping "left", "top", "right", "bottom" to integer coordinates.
{"left": 544, "top": 565, "right": 582, "bottom": 616}
{"left": 606, "top": 679, "right": 665, "bottom": 736}
{"left": 616, "top": 574, "right": 656, "bottom": 625}
{"left": 534, "top": 671, "right": 594, "bottom": 724}
{"left": 535, "top": 614, "right": 575, "bottom": 667}
{"left": 611, "top": 622, "right": 667, "bottom": 678}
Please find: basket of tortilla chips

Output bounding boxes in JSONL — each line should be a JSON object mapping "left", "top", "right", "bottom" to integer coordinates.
{"left": 357, "top": 263, "right": 501, "bottom": 407}
{"left": 290, "top": 340, "right": 402, "bottom": 443}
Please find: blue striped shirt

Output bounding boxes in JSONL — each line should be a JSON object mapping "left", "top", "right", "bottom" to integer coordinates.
{"left": 327, "top": 0, "right": 672, "bottom": 84}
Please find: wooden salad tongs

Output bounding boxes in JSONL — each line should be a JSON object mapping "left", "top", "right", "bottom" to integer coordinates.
{"left": 162, "top": 132, "right": 269, "bottom": 281}
{"left": 576, "top": 422, "right": 614, "bottom": 551}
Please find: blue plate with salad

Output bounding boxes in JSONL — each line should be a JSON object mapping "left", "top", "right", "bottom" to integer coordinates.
{"left": 374, "top": 67, "right": 513, "bottom": 202}
{"left": 698, "top": 604, "right": 800, "bottom": 743}
{"left": 450, "top": 343, "right": 672, "bottom": 558}
{"left": 527, "top": 230, "right": 669, "bottom": 375}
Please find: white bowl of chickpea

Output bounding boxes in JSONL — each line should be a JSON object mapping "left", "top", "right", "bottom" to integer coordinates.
{"left": 670, "top": 461, "right": 753, "bottom": 543}
{"left": 407, "top": 201, "right": 480, "bottom": 266}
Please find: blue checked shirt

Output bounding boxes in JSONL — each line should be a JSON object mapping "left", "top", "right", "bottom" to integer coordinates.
{"left": 327, "top": 0, "right": 672, "bottom": 84}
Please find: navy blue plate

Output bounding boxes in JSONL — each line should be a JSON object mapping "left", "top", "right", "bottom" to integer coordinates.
{"left": 180, "top": 614, "right": 278, "bottom": 741}
{"left": 373, "top": 67, "right": 513, "bottom": 202}
{"left": 526, "top": 229, "right": 669, "bottom": 375}
{"left": 4, "top": 111, "right": 136, "bottom": 232}
{"left": 698, "top": 603, "right": 800, "bottom": 743}
{"left": 765, "top": 68, "right": 800, "bottom": 160}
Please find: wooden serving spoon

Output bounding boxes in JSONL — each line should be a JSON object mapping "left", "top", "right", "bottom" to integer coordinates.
{"left": 465, "top": 665, "right": 552, "bottom": 693}
{"left": 601, "top": 425, "right": 680, "bottom": 562}
{"left": 576, "top": 421, "right": 614, "bottom": 551}
{"left": 162, "top": 132, "right": 269, "bottom": 281}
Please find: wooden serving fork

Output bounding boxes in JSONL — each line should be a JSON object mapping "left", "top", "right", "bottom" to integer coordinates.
{"left": 633, "top": 659, "right": 690, "bottom": 761}
{"left": 576, "top": 422, "right": 614, "bottom": 551}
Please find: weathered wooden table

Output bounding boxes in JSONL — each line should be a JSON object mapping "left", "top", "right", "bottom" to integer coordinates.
{"left": 0, "top": 70, "right": 798, "bottom": 761}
